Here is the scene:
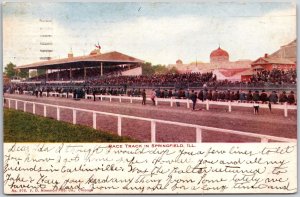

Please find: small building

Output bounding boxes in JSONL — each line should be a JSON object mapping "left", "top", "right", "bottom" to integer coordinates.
{"left": 251, "top": 39, "right": 296, "bottom": 71}
{"left": 251, "top": 53, "right": 295, "bottom": 71}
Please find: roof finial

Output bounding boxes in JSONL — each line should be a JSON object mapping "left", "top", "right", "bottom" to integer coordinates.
{"left": 218, "top": 43, "right": 220, "bottom": 48}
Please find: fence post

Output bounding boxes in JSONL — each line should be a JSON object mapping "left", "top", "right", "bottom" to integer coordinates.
{"left": 100, "top": 95, "right": 103, "bottom": 101}
{"left": 187, "top": 99, "right": 190, "bottom": 109}
{"left": 118, "top": 116, "right": 122, "bottom": 136}
{"left": 8, "top": 99, "right": 11, "bottom": 109}
{"left": 196, "top": 127, "right": 202, "bottom": 143}
{"left": 93, "top": 112, "right": 96, "bottom": 129}
{"left": 151, "top": 120, "right": 156, "bottom": 143}
{"left": 284, "top": 102, "right": 288, "bottom": 117}
{"left": 57, "top": 107, "right": 60, "bottom": 121}
{"left": 15, "top": 100, "right": 18, "bottom": 110}
{"left": 24, "top": 102, "right": 26, "bottom": 112}
{"left": 170, "top": 97, "right": 173, "bottom": 107}
{"left": 155, "top": 99, "right": 158, "bottom": 106}
{"left": 228, "top": 101, "right": 232, "bottom": 112}
{"left": 73, "top": 109, "right": 76, "bottom": 124}
{"left": 206, "top": 100, "right": 209, "bottom": 110}
{"left": 43, "top": 105, "right": 47, "bottom": 117}
{"left": 130, "top": 95, "right": 133, "bottom": 103}
{"left": 119, "top": 96, "right": 122, "bottom": 103}
{"left": 110, "top": 95, "right": 112, "bottom": 102}
{"left": 261, "top": 138, "right": 269, "bottom": 143}
{"left": 33, "top": 103, "right": 36, "bottom": 114}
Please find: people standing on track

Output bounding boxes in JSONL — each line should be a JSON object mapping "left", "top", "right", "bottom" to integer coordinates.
{"left": 39, "top": 88, "right": 43, "bottom": 97}
{"left": 93, "top": 88, "right": 97, "bottom": 101}
{"left": 190, "top": 90, "right": 197, "bottom": 111}
{"left": 35, "top": 87, "right": 39, "bottom": 98}
{"left": 142, "top": 89, "right": 146, "bottom": 105}
{"left": 151, "top": 89, "right": 156, "bottom": 106}
{"left": 253, "top": 102, "right": 259, "bottom": 115}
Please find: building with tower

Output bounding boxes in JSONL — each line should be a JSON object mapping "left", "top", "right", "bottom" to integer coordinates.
{"left": 168, "top": 46, "right": 252, "bottom": 73}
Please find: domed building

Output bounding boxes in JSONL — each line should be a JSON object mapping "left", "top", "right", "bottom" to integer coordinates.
{"left": 176, "top": 59, "right": 183, "bottom": 64}
{"left": 210, "top": 47, "right": 229, "bottom": 63}
{"left": 168, "top": 45, "right": 252, "bottom": 79}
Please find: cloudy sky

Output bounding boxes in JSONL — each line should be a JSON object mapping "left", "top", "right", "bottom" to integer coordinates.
{"left": 3, "top": 2, "right": 296, "bottom": 67}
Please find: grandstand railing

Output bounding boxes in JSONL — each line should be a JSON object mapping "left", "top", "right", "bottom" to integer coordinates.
{"left": 85, "top": 94, "right": 296, "bottom": 117}
{"left": 4, "top": 97, "right": 296, "bottom": 143}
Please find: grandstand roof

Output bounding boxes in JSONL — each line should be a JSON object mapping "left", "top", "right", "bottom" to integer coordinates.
{"left": 18, "top": 51, "right": 144, "bottom": 70}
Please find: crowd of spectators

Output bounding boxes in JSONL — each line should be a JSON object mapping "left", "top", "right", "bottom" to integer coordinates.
{"left": 250, "top": 69, "right": 296, "bottom": 85}
{"left": 22, "top": 68, "right": 296, "bottom": 90}
{"left": 5, "top": 82, "right": 296, "bottom": 106}
{"left": 86, "top": 72, "right": 216, "bottom": 87}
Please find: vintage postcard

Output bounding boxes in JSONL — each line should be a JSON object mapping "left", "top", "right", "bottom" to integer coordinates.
{"left": 2, "top": 1, "right": 297, "bottom": 194}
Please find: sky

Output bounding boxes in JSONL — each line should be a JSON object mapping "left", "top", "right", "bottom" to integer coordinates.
{"left": 3, "top": 2, "right": 296, "bottom": 67}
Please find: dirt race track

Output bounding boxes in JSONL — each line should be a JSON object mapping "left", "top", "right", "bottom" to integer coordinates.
{"left": 4, "top": 93, "right": 297, "bottom": 143}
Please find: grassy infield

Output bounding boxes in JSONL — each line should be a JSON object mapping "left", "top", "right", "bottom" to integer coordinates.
{"left": 4, "top": 108, "right": 138, "bottom": 142}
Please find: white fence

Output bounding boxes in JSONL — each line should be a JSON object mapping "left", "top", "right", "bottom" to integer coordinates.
{"left": 85, "top": 94, "right": 296, "bottom": 117}
{"left": 4, "top": 97, "right": 296, "bottom": 143}
{"left": 13, "top": 90, "right": 297, "bottom": 117}
{"left": 15, "top": 90, "right": 74, "bottom": 98}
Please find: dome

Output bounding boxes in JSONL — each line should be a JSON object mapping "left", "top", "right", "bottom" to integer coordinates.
{"left": 210, "top": 47, "right": 229, "bottom": 58}
{"left": 210, "top": 47, "right": 229, "bottom": 63}
{"left": 176, "top": 59, "right": 183, "bottom": 64}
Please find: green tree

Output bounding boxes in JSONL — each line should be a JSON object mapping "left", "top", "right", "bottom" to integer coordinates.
{"left": 4, "top": 62, "right": 17, "bottom": 78}
{"left": 152, "top": 64, "right": 168, "bottom": 74}
{"left": 37, "top": 68, "right": 46, "bottom": 76}
{"left": 18, "top": 69, "right": 29, "bottom": 78}
{"left": 167, "top": 66, "right": 179, "bottom": 74}
{"left": 141, "top": 62, "right": 155, "bottom": 75}
{"left": 29, "top": 70, "right": 38, "bottom": 78}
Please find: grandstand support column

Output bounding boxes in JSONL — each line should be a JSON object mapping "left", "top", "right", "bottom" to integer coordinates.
{"left": 58, "top": 69, "right": 60, "bottom": 80}
{"left": 70, "top": 67, "right": 72, "bottom": 81}
{"left": 100, "top": 62, "right": 103, "bottom": 76}
{"left": 84, "top": 67, "right": 86, "bottom": 80}
{"left": 46, "top": 69, "right": 48, "bottom": 81}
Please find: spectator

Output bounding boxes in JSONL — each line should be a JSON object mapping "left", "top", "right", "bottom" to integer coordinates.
{"left": 142, "top": 89, "right": 146, "bottom": 105}
{"left": 151, "top": 89, "right": 156, "bottom": 105}
{"left": 260, "top": 90, "right": 268, "bottom": 104}
{"left": 253, "top": 102, "right": 259, "bottom": 115}
{"left": 269, "top": 91, "right": 278, "bottom": 104}
{"left": 253, "top": 90, "right": 260, "bottom": 102}
{"left": 279, "top": 91, "right": 288, "bottom": 103}
{"left": 246, "top": 90, "right": 253, "bottom": 102}
{"left": 287, "top": 91, "right": 295, "bottom": 104}
{"left": 190, "top": 90, "right": 197, "bottom": 111}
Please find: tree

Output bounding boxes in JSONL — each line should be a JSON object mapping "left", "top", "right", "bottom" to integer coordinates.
{"left": 167, "top": 66, "right": 179, "bottom": 74}
{"left": 4, "top": 62, "right": 17, "bottom": 78}
{"left": 152, "top": 65, "right": 168, "bottom": 74}
{"left": 18, "top": 69, "right": 29, "bottom": 78}
{"left": 141, "top": 62, "right": 155, "bottom": 75}
{"left": 37, "top": 68, "right": 46, "bottom": 76}
{"left": 29, "top": 70, "right": 38, "bottom": 78}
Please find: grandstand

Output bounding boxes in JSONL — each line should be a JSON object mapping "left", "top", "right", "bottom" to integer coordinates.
{"left": 17, "top": 49, "right": 144, "bottom": 83}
